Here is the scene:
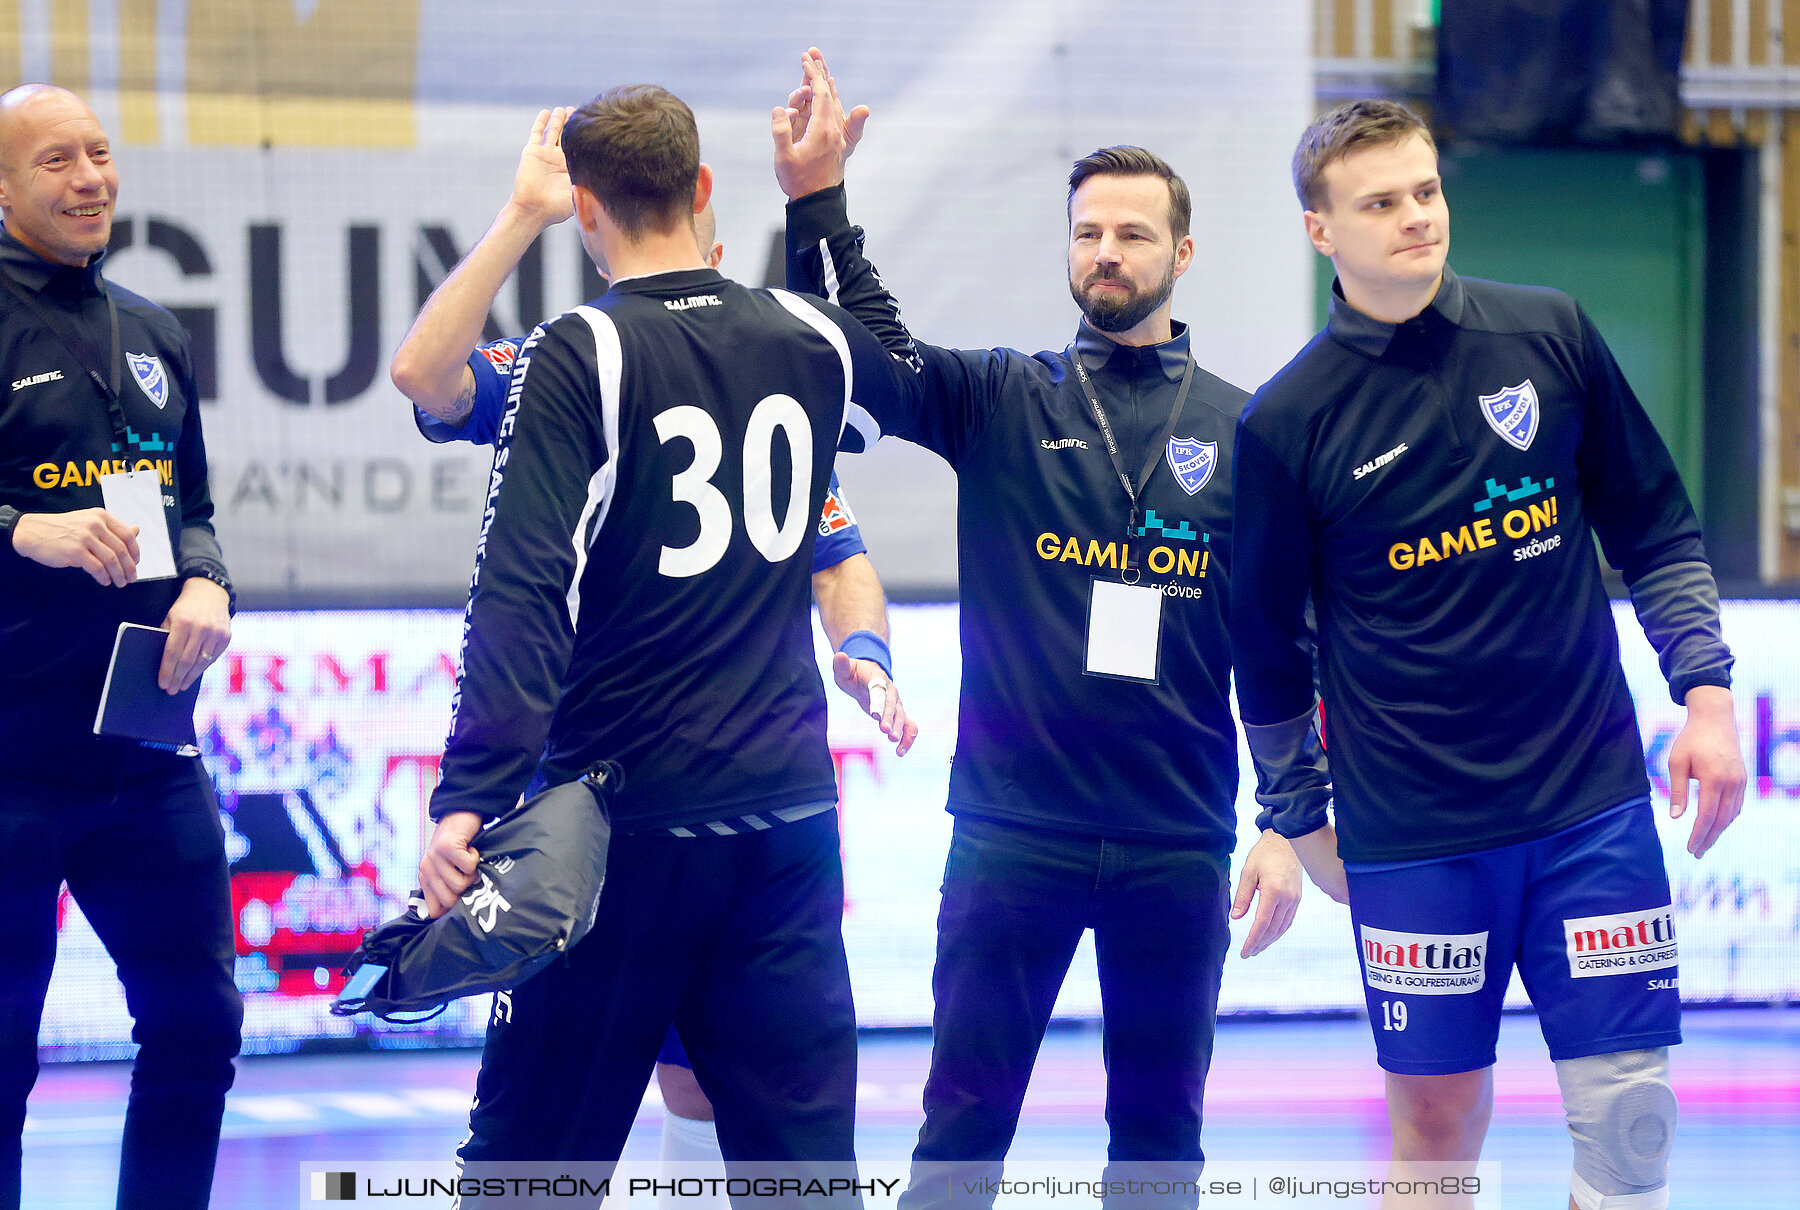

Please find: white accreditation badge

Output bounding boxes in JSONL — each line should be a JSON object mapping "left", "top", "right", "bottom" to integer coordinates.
{"left": 98, "top": 468, "right": 177, "bottom": 581}
{"left": 1084, "top": 577, "right": 1164, "bottom": 683}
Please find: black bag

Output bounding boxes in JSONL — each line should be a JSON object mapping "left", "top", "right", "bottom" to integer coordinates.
{"left": 331, "top": 761, "right": 620, "bottom": 1021}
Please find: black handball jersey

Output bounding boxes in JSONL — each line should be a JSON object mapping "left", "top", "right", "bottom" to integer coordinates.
{"left": 427, "top": 267, "right": 906, "bottom": 830}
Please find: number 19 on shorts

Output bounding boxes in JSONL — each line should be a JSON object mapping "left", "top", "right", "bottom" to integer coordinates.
{"left": 1381, "top": 999, "right": 1408, "bottom": 1031}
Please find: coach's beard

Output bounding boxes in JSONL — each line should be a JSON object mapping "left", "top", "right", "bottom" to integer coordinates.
{"left": 1073, "top": 261, "right": 1176, "bottom": 335}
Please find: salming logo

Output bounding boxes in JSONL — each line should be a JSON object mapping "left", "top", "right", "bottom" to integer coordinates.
{"left": 1353, "top": 441, "right": 1408, "bottom": 480}
{"left": 11, "top": 370, "right": 64, "bottom": 391}
{"left": 665, "top": 295, "right": 722, "bottom": 311}
{"left": 1042, "top": 438, "right": 1089, "bottom": 451}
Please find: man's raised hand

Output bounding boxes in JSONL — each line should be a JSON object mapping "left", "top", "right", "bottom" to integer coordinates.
{"left": 509, "top": 106, "right": 574, "bottom": 229}
{"left": 773, "top": 48, "right": 870, "bottom": 199}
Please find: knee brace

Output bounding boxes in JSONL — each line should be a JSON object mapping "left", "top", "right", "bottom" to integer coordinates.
{"left": 1554, "top": 1048, "right": 1676, "bottom": 1210}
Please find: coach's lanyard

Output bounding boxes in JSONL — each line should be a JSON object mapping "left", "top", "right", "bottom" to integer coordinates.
{"left": 1069, "top": 347, "right": 1194, "bottom": 584}
{"left": 4, "top": 268, "right": 179, "bottom": 580}
{"left": 1, "top": 268, "right": 129, "bottom": 449}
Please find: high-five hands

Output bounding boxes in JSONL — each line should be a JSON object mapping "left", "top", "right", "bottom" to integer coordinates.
{"left": 772, "top": 47, "right": 870, "bottom": 199}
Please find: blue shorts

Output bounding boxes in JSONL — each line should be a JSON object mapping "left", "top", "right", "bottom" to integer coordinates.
{"left": 1345, "top": 797, "right": 1681, "bottom": 1075}
{"left": 657, "top": 1025, "right": 691, "bottom": 1069}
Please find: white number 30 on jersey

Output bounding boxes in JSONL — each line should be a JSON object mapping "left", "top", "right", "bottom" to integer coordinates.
{"left": 653, "top": 395, "right": 814, "bottom": 578}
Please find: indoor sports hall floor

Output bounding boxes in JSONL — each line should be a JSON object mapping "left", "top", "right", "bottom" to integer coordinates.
{"left": 22, "top": 1008, "right": 1798, "bottom": 1208}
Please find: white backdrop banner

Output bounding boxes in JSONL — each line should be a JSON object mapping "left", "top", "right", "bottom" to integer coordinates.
{"left": 52, "top": 0, "right": 1315, "bottom": 598}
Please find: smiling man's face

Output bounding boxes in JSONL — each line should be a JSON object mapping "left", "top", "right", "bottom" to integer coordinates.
{"left": 0, "top": 86, "right": 120, "bottom": 268}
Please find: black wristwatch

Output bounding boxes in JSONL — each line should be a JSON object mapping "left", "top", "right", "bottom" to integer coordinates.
{"left": 191, "top": 567, "right": 238, "bottom": 615}
{"left": 0, "top": 507, "right": 20, "bottom": 550}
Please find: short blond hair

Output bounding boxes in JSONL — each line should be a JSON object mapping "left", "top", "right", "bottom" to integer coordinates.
{"left": 1292, "top": 99, "right": 1435, "bottom": 211}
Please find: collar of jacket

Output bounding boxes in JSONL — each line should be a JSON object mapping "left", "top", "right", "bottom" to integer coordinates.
{"left": 1072, "top": 318, "right": 1190, "bottom": 382}
{"left": 0, "top": 224, "right": 108, "bottom": 298}
{"left": 1326, "top": 265, "right": 1467, "bottom": 359}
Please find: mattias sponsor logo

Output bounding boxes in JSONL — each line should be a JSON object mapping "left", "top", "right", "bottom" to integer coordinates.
{"left": 1352, "top": 441, "right": 1408, "bottom": 480}
{"left": 1360, "top": 925, "right": 1487, "bottom": 995}
{"left": 1563, "top": 905, "right": 1678, "bottom": 979}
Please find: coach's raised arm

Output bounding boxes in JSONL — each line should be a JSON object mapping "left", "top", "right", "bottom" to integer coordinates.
{"left": 774, "top": 46, "right": 1302, "bottom": 1205}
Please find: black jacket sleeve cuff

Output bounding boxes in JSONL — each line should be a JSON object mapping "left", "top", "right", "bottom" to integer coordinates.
{"left": 180, "top": 563, "right": 236, "bottom": 614}
{"left": 1669, "top": 665, "right": 1733, "bottom": 703}
{"left": 785, "top": 183, "right": 852, "bottom": 246}
{"left": 1625, "top": 559, "right": 1734, "bottom": 704}
{"left": 1243, "top": 703, "right": 1333, "bottom": 838}
{"left": 0, "top": 507, "right": 23, "bottom": 565}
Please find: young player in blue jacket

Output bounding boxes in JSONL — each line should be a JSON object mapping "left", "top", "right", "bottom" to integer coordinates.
{"left": 1232, "top": 99, "right": 1746, "bottom": 1210}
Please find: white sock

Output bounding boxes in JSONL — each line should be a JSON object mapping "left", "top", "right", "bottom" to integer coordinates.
{"left": 658, "top": 1110, "right": 727, "bottom": 1210}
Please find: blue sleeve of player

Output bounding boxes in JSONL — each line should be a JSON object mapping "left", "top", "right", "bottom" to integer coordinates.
{"left": 811, "top": 472, "right": 867, "bottom": 573}
{"left": 411, "top": 338, "right": 522, "bottom": 445}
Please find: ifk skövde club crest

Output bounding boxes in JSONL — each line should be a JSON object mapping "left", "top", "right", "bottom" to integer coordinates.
{"left": 1477, "top": 379, "right": 1538, "bottom": 452}
{"left": 127, "top": 352, "right": 169, "bottom": 409}
{"left": 1166, "top": 437, "right": 1217, "bottom": 495}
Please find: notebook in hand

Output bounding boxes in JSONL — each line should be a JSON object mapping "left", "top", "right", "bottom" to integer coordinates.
{"left": 93, "top": 623, "right": 202, "bottom": 750}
